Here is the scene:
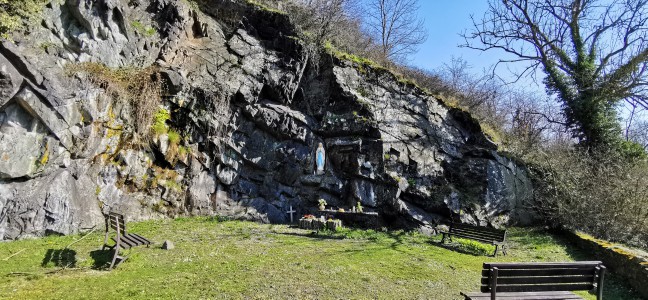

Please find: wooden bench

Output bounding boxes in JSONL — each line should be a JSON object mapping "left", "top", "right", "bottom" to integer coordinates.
{"left": 101, "top": 212, "right": 151, "bottom": 269}
{"left": 461, "top": 261, "right": 606, "bottom": 300}
{"left": 441, "top": 223, "right": 508, "bottom": 256}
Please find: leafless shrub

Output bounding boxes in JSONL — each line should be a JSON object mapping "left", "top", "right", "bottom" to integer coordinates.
{"left": 363, "top": 0, "right": 428, "bottom": 62}
{"left": 287, "top": 0, "right": 354, "bottom": 45}
{"left": 530, "top": 149, "right": 648, "bottom": 248}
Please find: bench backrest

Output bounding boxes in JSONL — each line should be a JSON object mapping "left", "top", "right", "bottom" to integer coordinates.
{"left": 450, "top": 223, "right": 506, "bottom": 243}
{"left": 481, "top": 261, "right": 605, "bottom": 296}
{"left": 105, "top": 212, "right": 127, "bottom": 236}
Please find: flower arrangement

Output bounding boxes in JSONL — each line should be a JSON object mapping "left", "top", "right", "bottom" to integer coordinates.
{"left": 318, "top": 199, "right": 327, "bottom": 210}
{"left": 303, "top": 214, "right": 316, "bottom": 219}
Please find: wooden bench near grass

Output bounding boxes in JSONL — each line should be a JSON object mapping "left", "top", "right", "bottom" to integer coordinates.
{"left": 461, "top": 261, "right": 606, "bottom": 300}
{"left": 101, "top": 212, "right": 151, "bottom": 269}
{"left": 441, "top": 223, "right": 508, "bottom": 256}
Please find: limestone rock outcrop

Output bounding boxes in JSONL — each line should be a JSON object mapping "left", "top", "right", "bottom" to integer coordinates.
{"left": 0, "top": 0, "right": 535, "bottom": 240}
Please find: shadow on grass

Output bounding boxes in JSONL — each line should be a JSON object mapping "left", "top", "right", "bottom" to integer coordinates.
{"left": 276, "top": 228, "right": 424, "bottom": 256}
{"left": 41, "top": 249, "right": 77, "bottom": 268}
{"left": 275, "top": 231, "right": 345, "bottom": 241}
{"left": 89, "top": 249, "right": 113, "bottom": 270}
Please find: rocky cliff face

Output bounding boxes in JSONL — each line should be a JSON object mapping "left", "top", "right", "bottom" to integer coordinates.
{"left": 0, "top": 0, "right": 534, "bottom": 240}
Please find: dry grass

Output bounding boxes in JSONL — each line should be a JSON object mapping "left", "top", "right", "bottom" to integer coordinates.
{"left": 66, "top": 63, "right": 163, "bottom": 140}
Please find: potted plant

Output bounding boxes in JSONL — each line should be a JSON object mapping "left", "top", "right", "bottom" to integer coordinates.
{"left": 318, "top": 199, "right": 327, "bottom": 211}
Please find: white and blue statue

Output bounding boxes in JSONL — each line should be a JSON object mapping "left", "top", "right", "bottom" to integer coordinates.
{"left": 316, "top": 142, "right": 325, "bottom": 175}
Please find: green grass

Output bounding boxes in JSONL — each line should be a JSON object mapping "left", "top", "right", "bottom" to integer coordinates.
{"left": 151, "top": 107, "right": 170, "bottom": 136}
{"left": 131, "top": 21, "right": 156, "bottom": 37}
{"left": 0, "top": 219, "right": 642, "bottom": 299}
{"left": 167, "top": 129, "right": 181, "bottom": 145}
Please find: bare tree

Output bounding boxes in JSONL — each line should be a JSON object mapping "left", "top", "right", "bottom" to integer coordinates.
{"left": 436, "top": 58, "right": 500, "bottom": 111}
{"left": 290, "top": 0, "right": 359, "bottom": 45}
{"left": 463, "top": 0, "right": 648, "bottom": 151}
{"left": 625, "top": 105, "right": 648, "bottom": 149}
{"left": 364, "top": 0, "right": 428, "bottom": 62}
{"left": 627, "top": 120, "right": 648, "bottom": 149}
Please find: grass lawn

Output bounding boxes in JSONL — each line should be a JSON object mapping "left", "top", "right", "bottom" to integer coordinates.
{"left": 0, "top": 217, "right": 643, "bottom": 299}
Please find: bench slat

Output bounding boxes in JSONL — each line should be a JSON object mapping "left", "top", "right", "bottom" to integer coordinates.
{"left": 108, "top": 215, "right": 126, "bottom": 234}
{"left": 112, "top": 236, "right": 135, "bottom": 249}
{"left": 463, "top": 291, "right": 583, "bottom": 300}
{"left": 481, "top": 275, "right": 594, "bottom": 285}
{"left": 483, "top": 262, "right": 602, "bottom": 269}
{"left": 127, "top": 233, "right": 150, "bottom": 245}
{"left": 452, "top": 226, "right": 506, "bottom": 237}
{"left": 451, "top": 232, "right": 504, "bottom": 243}
{"left": 125, "top": 234, "right": 145, "bottom": 246}
{"left": 482, "top": 284, "right": 594, "bottom": 293}
{"left": 451, "top": 231, "right": 505, "bottom": 242}
{"left": 123, "top": 237, "right": 139, "bottom": 249}
{"left": 452, "top": 223, "right": 506, "bottom": 235}
{"left": 109, "top": 221, "right": 125, "bottom": 229}
{"left": 450, "top": 233, "right": 502, "bottom": 244}
{"left": 481, "top": 268, "right": 595, "bottom": 277}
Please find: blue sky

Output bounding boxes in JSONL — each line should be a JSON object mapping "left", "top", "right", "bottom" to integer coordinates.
{"left": 410, "top": 1, "right": 496, "bottom": 72}
{"left": 409, "top": 1, "right": 540, "bottom": 88}
{"left": 405, "top": 1, "right": 644, "bottom": 124}
{"left": 408, "top": 1, "right": 547, "bottom": 92}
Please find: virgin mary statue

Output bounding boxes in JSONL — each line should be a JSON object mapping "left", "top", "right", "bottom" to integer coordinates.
{"left": 316, "top": 143, "right": 325, "bottom": 175}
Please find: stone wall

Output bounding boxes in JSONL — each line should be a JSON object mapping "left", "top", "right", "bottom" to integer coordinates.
{"left": 566, "top": 231, "right": 648, "bottom": 298}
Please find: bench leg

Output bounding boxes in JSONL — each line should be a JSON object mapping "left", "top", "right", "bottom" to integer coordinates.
{"left": 109, "top": 242, "right": 123, "bottom": 269}
{"left": 502, "top": 244, "right": 508, "bottom": 256}
{"left": 113, "top": 254, "right": 127, "bottom": 268}
{"left": 109, "top": 250, "right": 119, "bottom": 269}
{"left": 441, "top": 233, "right": 454, "bottom": 243}
{"left": 493, "top": 245, "right": 499, "bottom": 257}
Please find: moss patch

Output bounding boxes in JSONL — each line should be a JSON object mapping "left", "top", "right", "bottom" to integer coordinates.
{"left": 131, "top": 21, "right": 156, "bottom": 37}
{"left": 37, "top": 140, "right": 49, "bottom": 167}
{"left": 151, "top": 107, "right": 170, "bottom": 136}
{"left": 0, "top": 0, "right": 52, "bottom": 39}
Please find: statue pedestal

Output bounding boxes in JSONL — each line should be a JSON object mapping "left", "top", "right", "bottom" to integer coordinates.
{"left": 298, "top": 218, "right": 342, "bottom": 231}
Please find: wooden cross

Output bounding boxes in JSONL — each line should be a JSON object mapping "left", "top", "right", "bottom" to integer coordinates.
{"left": 286, "top": 206, "right": 296, "bottom": 223}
